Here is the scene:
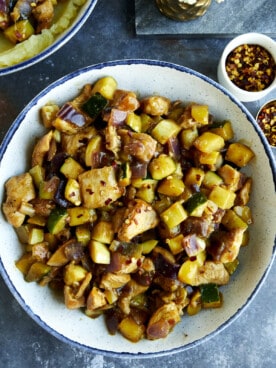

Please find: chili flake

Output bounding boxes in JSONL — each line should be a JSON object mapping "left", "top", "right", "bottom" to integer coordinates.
{"left": 257, "top": 101, "right": 276, "bottom": 147}
{"left": 226, "top": 44, "right": 276, "bottom": 92}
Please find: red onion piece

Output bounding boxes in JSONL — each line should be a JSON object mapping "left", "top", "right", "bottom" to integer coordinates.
{"left": 130, "top": 161, "right": 148, "bottom": 179}
{"left": 109, "top": 109, "right": 127, "bottom": 126}
{"left": 57, "top": 103, "right": 86, "bottom": 127}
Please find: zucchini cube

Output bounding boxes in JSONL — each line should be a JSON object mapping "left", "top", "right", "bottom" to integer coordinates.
{"left": 208, "top": 186, "right": 236, "bottom": 210}
{"left": 151, "top": 119, "right": 181, "bottom": 144}
{"left": 160, "top": 201, "right": 188, "bottom": 229}
{"left": 194, "top": 132, "right": 225, "bottom": 153}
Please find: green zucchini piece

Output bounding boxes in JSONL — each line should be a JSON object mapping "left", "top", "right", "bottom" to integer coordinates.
{"left": 118, "top": 162, "right": 132, "bottom": 186}
{"left": 82, "top": 92, "right": 108, "bottom": 118}
{"left": 47, "top": 207, "right": 68, "bottom": 235}
{"left": 185, "top": 192, "right": 208, "bottom": 217}
{"left": 200, "top": 284, "right": 221, "bottom": 308}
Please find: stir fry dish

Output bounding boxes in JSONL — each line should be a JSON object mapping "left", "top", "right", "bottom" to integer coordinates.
{"left": 2, "top": 77, "right": 255, "bottom": 342}
{"left": 0, "top": 0, "right": 64, "bottom": 43}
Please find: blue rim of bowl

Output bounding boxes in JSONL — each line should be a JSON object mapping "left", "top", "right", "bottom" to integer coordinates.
{"left": 0, "top": 0, "right": 98, "bottom": 76}
{"left": 0, "top": 59, "right": 275, "bottom": 358}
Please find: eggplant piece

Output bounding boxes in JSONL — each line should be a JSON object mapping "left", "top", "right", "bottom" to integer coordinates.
{"left": 10, "top": 0, "right": 36, "bottom": 22}
{"left": 0, "top": 0, "right": 10, "bottom": 29}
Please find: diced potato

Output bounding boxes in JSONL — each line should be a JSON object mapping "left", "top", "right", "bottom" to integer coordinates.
{"left": 60, "top": 157, "right": 84, "bottom": 179}
{"left": 91, "top": 221, "right": 114, "bottom": 244}
{"left": 191, "top": 104, "right": 209, "bottom": 125}
{"left": 157, "top": 176, "right": 185, "bottom": 197}
{"left": 209, "top": 120, "right": 234, "bottom": 141}
{"left": 64, "top": 179, "right": 81, "bottom": 206}
{"left": 166, "top": 234, "right": 184, "bottom": 255}
{"left": 179, "top": 128, "right": 198, "bottom": 150}
{"left": 89, "top": 240, "right": 111, "bottom": 264}
{"left": 218, "top": 164, "right": 242, "bottom": 191}
{"left": 75, "top": 225, "right": 91, "bottom": 245}
{"left": 221, "top": 209, "right": 248, "bottom": 230}
{"left": 126, "top": 112, "right": 142, "bottom": 132}
{"left": 160, "top": 201, "right": 188, "bottom": 229}
{"left": 67, "top": 207, "right": 96, "bottom": 227}
{"left": 202, "top": 171, "right": 223, "bottom": 189}
{"left": 25, "top": 262, "right": 51, "bottom": 282}
{"left": 193, "top": 132, "right": 225, "bottom": 153}
{"left": 208, "top": 186, "right": 236, "bottom": 209}
{"left": 149, "top": 154, "right": 176, "bottom": 180}
{"left": 184, "top": 167, "right": 205, "bottom": 188}
{"left": 178, "top": 259, "right": 199, "bottom": 285}
{"left": 28, "top": 227, "right": 44, "bottom": 245}
{"left": 40, "top": 104, "right": 59, "bottom": 128}
{"left": 91, "top": 76, "right": 117, "bottom": 100}
{"left": 85, "top": 135, "right": 103, "bottom": 167}
{"left": 151, "top": 119, "right": 181, "bottom": 144}
{"left": 225, "top": 142, "right": 255, "bottom": 167}
{"left": 198, "top": 151, "right": 220, "bottom": 165}
{"left": 187, "top": 290, "right": 202, "bottom": 316}
{"left": 64, "top": 262, "right": 87, "bottom": 286}
{"left": 118, "top": 316, "right": 145, "bottom": 342}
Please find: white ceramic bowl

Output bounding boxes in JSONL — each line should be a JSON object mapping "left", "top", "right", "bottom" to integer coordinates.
{"left": 217, "top": 33, "right": 276, "bottom": 102}
{"left": 0, "top": 60, "right": 275, "bottom": 358}
{"left": 0, "top": 0, "right": 98, "bottom": 76}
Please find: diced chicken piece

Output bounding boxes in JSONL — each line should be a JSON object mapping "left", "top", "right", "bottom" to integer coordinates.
{"left": 75, "top": 272, "right": 92, "bottom": 299}
{"left": 119, "top": 129, "right": 157, "bottom": 162}
{"left": 107, "top": 251, "right": 141, "bottom": 274}
{"left": 146, "top": 302, "right": 181, "bottom": 340}
{"left": 105, "top": 124, "right": 121, "bottom": 156}
{"left": 3, "top": 173, "right": 36, "bottom": 227}
{"left": 64, "top": 285, "right": 86, "bottom": 309}
{"left": 111, "top": 89, "right": 140, "bottom": 111}
{"left": 32, "top": 0, "right": 54, "bottom": 32}
{"left": 100, "top": 272, "right": 131, "bottom": 290}
{"left": 140, "top": 96, "right": 170, "bottom": 116}
{"left": 118, "top": 279, "right": 149, "bottom": 314}
{"left": 86, "top": 286, "right": 107, "bottom": 310}
{"left": 79, "top": 166, "right": 124, "bottom": 209}
{"left": 61, "top": 127, "right": 96, "bottom": 156}
{"left": 11, "top": 0, "right": 34, "bottom": 23}
{"left": 194, "top": 261, "right": 230, "bottom": 286}
{"left": 208, "top": 229, "right": 245, "bottom": 263}
{"left": 117, "top": 199, "right": 159, "bottom": 242}
{"left": 32, "top": 130, "right": 53, "bottom": 167}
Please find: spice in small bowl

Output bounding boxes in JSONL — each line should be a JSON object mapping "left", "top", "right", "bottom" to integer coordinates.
{"left": 217, "top": 33, "right": 276, "bottom": 102}
{"left": 225, "top": 44, "right": 275, "bottom": 92}
{"left": 256, "top": 100, "right": 276, "bottom": 148}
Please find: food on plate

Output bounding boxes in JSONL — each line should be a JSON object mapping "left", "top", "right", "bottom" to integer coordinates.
{"left": 0, "top": 0, "right": 87, "bottom": 67}
{"left": 225, "top": 44, "right": 276, "bottom": 92}
{"left": 2, "top": 76, "right": 255, "bottom": 342}
{"left": 256, "top": 100, "right": 276, "bottom": 147}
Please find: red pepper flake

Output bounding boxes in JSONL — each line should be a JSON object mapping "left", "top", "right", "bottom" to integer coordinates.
{"left": 226, "top": 44, "right": 276, "bottom": 92}
{"left": 105, "top": 198, "right": 112, "bottom": 205}
{"left": 100, "top": 180, "right": 106, "bottom": 186}
{"left": 86, "top": 189, "right": 94, "bottom": 195}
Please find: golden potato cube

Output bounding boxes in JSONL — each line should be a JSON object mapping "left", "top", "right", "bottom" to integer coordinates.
{"left": 60, "top": 157, "right": 85, "bottom": 179}
{"left": 89, "top": 240, "right": 110, "bottom": 264}
{"left": 210, "top": 120, "right": 234, "bottom": 141}
{"left": 193, "top": 132, "right": 225, "bottom": 153}
{"left": 118, "top": 316, "right": 145, "bottom": 342}
{"left": 198, "top": 151, "right": 220, "bottom": 165}
{"left": 184, "top": 167, "right": 205, "bottom": 187}
{"left": 180, "top": 128, "right": 198, "bottom": 150}
{"left": 65, "top": 178, "right": 81, "bottom": 206}
{"left": 91, "top": 221, "right": 114, "bottom": 244}
{"left": 221, "top": 209, "right": 248, "bottom": 230}
{"left": 160, "top": 201, "right": 188, "bottom": 229}
{"left": 208, "top": 186, "right": 236, "bottom": 209}
{"left": 151, "top": 119, "right": 181, "bottom": 144}
{"left": 191, "top": 104, "right": 209, "bottom": 125}
{"left": 157, "top": 176, "right": 185, "bottom": 197}
{"left": 75, "top": 225, "right": 91, "bottom": 245}
{"left": 126, "top": 112, "right": 142, "bottom": 132}
{"left": 166, "top": 234, "right": 184, "bottom": 255}
{"left": 64, "top": 263, "right": 87, "bottom": 286}
{"left": 149, "top": 154, "right": 176, "bottom": 180}
{"left": 225, "top": 142, "right": 255, "bottom": 167}
{"left": 91, "top": 76, "right": 117, "bottom": 100}
{"left": 67, "top": 207, "right": 96, "bottom": 227}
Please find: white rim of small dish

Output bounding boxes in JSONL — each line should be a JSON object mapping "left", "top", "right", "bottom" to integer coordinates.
{"left": 0, "top": 0, "right": 98, "bottom": 76}
{"left": 0, "top": 59, "right": 275, "bottom": 358}
{"left": 217, "top": 33, "right": 276, "bottom": 102}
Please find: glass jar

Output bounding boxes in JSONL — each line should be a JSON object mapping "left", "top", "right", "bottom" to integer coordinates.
{"left": 155, "top": 0, "right": 212, "bottom": 21}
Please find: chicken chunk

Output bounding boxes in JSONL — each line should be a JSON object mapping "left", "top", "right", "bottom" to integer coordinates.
{"left": 3, "top": 173, "right": 36, "bottom": 227}
{"left": 61, "top": 126, "right": 96, "bottom": 156}
{"left": 146, "top": 302, "right": 181, "bottom": 340}
{"left": 117, "top": 199, "right": 159, "bottom": 242}
{"left": 195, "top": 261, "right": 230, "bottom": 286}
{"left": 32, "top": 0, "right": 54, "bottom": 32}
{"left": 119, "top": 129, "right": 157, "bottom": 162}
{"left": 78, "top": 166, "right": 124, "bottom": 209}
{"left": 111, "top": 89, "right": 140, "bottom": 112}
{"left": 32, "top": 130, "right": 53, "bottom": 167}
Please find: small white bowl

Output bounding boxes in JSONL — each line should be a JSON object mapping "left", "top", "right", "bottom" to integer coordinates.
{"left": 0, "top": 0, "right": 98, "bottom": 76}
{"left": 217, "top": 33, "right": 276, "bottom": 102}
{"left": 0, "top": 60, "right": 275, "bottom": 357}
